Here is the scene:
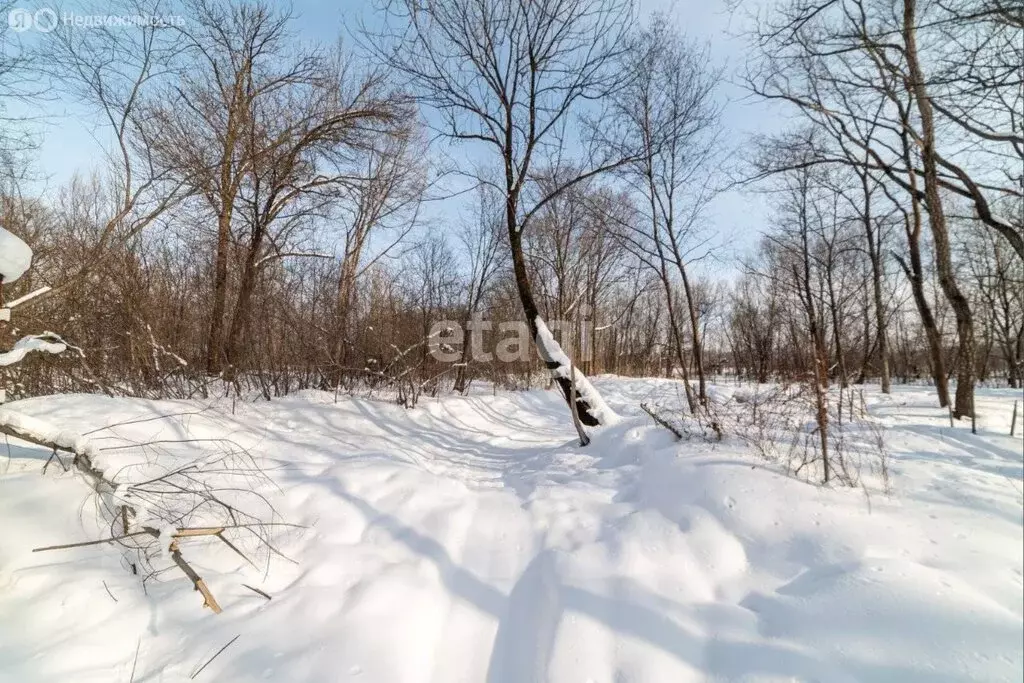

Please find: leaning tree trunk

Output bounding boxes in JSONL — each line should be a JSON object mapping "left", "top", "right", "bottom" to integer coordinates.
{"left": 903, "top": 0, "right": 974, "bottom": 419}
{"left": 659, "top": 273, "right": 697, "bottom": 414}
{"left": 896, "top": 250, "right": 951, "bottom": 405}
{"left": 795, "top": 174, "right": 830, "bottom": 483}
{"left": 507, "top": 204, "right": 607, "bottom": 427}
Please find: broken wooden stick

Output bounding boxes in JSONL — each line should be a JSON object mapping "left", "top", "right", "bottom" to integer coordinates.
{"left": 242, "top": 583, "right": 272, "bottom": 601}
{"left": 4, "top": 409, "right": 300, "bottom": 614}
{"left": 169, "top": 540, "right": 222, "bottom": 614}
{"left": 216, "top": 531, "right": 257, "bottom": 568}
{"left": 33, "top": 531, "right": 154, "bottom": 553}
{"left": 640, "top": 402, "right": 683, "bottom": 440}
{"left": 34, "top": 525, "right": 233, "bottom": 553}
{"left": 33, "top": 526, "right": 225, "bottom": 614}
{"left": 190, "top": 635, "right": 239, "bottom": 679}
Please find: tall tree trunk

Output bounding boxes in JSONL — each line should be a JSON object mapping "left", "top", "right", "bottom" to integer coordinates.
{"left": 329, "top": 256, "right": 359, "bottom": 386}
{"left": 206, "top": 205, "right": 233, "bottom": 375}
{"left": 1011, "top": 328, "right": 1023, "bottom": 389}
{"left": 903, "top": 0, "right": 974, "bottom": 418}
{"left": 897, "top": 120, "right": 950, "bottom": 406}
{"left": 678, "top": 265, "right": 707, "bottom": 405}
{"left": 453, "top": 331, "right": 472, "bottom": 393}
{"left": 223, "top": 222, "right": 267, "bottom": 372}
{"left": 856, "top": 272, "right": 872, "bottom": 384}
{"left": 797, "top": 257, "right": 830, "bottom": 484}
{"left": 896, "top": 247, "right": 951, "bottom": 404}
{"left": 825, "top": 265, "right": 848, "bottom": 388}
{"left": 791, "top": 170, "right": 831, "bottom": 482}
{"left": 860, "top": 170, "right": 891, "bottom": 393}
{"left": 204, "top": 77, "right": 246, "bottom": 377}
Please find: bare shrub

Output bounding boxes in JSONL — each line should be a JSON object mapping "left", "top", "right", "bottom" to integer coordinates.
{"left": 643, "top": 382, "right": 890, "bottom": 490}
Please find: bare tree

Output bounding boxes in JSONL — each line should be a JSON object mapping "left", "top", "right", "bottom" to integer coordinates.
{"left": 900, "top": 0, "right": 975, "bottom": 417}
{"left": 757, "top": 157, "right": 836, "bottom": 482}
{"left": 330, "top": 126, "right": 427, "bottom": 381}
{"left": 147, "top": 0, "right": 401, "bottom": 376}
{"left": 886, "top": 120, "right": 951, "bottom": 406}
{"left": 961, "top": 209, "right": 1024, "bottom": 387}
{"left": 741, "top": 0, "right": 1020, "bottom": 417}
{"left": 454, "top": 185, "right": 507, "bottom": 393}
{"left": 610, "top": 19, "right": 721, "bottom": 410}
{"left": 366, "top": 0, "right": 637, "bottom": 426}
{"left": 33, "top": 0, "right": 187, "bottom": 303}
{"left": 221, "top": 57, "right": 403, "bottom": 373}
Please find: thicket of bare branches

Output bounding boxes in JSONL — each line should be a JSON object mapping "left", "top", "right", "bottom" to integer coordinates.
{"left": 0, "top": 0, "right": 1019, "bottom": 429}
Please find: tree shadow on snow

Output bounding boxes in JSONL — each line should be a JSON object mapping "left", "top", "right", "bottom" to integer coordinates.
{"left": 327, "top": 480, "right": 852, "bottom": 683}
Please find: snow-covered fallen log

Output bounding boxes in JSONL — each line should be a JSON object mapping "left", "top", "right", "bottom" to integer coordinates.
{"left": 0, "top": 405, "right": 287, "bottom": 614}
{"left": 0, "top": 407, "right": 109, "bottom": 493}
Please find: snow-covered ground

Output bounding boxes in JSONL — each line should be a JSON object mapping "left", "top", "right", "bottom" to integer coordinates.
{"left": 0, "top": 378, "right": 1021, "bottom": 682}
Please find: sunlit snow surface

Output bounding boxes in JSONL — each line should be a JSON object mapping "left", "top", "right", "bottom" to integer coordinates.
{"left": 0, "top": 377, "right": 1021, "bottom": 681}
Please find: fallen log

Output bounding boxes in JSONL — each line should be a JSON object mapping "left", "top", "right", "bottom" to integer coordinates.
{"left": 0, "top": 409, "right": 113, "bottom": 497}
{"left": 2, "top": 408, "right": 225, "bottom": 614}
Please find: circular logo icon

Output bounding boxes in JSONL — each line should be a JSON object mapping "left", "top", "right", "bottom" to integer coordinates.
{"left": 33, "top": 7, "right": 57, "bottom": 32}
{"left": 7, "top": 8, "right": 33, "bottom": 32}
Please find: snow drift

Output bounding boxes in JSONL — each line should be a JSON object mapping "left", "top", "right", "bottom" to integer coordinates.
{"left": 0, "top": 378, "right": 1020, "bottom": 682}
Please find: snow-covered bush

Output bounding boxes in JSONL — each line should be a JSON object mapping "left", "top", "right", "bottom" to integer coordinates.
{"left": 1, "top": 230, "right": 285, "bottom": 611}
{"left": 0, "top": 229, "right": 68, "bottom": 397}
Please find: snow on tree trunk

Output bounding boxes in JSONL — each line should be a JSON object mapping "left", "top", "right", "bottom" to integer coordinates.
{"left": 535, "top": 317, "right": 618, "bottom": 427}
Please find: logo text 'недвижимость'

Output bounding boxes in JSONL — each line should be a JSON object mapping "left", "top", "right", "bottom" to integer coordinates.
{"left": 8, "top": 7, "right": 184, "bottom": 33}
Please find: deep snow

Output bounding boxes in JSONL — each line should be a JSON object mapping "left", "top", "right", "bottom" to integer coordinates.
{"left": 0, "top": 377, "right": 1021, "bottom": 682}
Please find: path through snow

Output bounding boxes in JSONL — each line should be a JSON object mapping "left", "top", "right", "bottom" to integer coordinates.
{"left": 0, "top": 378, "right": 1021, "bottom": 682}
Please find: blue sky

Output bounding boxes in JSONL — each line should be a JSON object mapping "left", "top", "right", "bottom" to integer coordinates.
{"left": 10, "top": 0, "right": 784, "bottom": 271}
